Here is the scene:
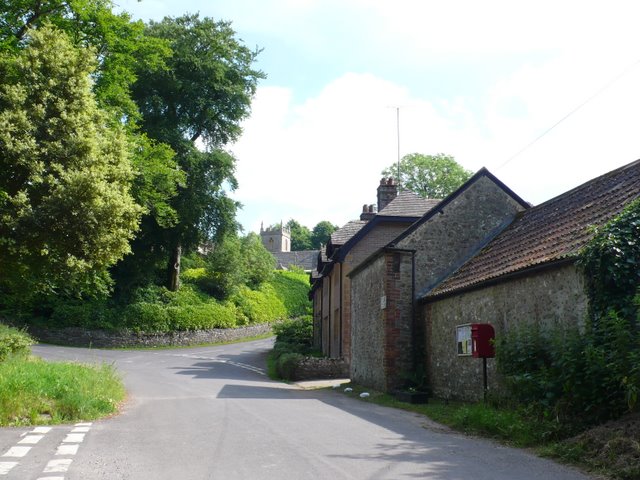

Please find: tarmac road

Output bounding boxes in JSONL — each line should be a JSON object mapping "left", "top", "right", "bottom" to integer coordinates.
{"left": 0, "top": 338, "right": 593, "bottom": 479}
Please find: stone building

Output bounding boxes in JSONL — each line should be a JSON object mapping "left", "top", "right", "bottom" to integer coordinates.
{"left": 348, "top": 160, "right": 640, "bottom": 399}
{"left": 348, "top": 169, "right": 529, "bottom": 391}
{"left": 310, "top": 178, "right": 440, "bottom": 362}
{"left": 260, "top": 223, "right": 291, "bottom": 253}
{"left": 260, "top": 222, "right": 318, "bottom": 272}
{"left": 422, "top": 159, "right": 640, "bottom": 400}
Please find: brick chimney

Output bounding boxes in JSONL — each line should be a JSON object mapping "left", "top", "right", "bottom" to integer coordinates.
{"left": 377, "top": 177, "right": 397, "bottom": 212}
{"left": 360, "top": 204, "right": 377, "bottom": 221}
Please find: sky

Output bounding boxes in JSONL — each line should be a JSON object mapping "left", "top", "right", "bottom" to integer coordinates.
{"left": 118, "top": 0, "right": 640, "bottom": 233}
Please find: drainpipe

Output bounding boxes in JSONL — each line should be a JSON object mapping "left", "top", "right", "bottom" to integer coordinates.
{"left": 339, "top": 263, "right": 343, "bottom": 358}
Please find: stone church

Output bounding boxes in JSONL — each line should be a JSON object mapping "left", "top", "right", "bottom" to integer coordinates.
{"left": 260, "top": 223, "right": 318, "bottom": 272}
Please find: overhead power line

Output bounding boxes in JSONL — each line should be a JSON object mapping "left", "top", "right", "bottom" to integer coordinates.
{"left": 497, "top": 57, "right": 640, "bottom": 170}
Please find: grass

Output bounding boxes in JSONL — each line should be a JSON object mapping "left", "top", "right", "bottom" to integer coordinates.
{"left": 342, "top": 383, "right": 558, "bottom": 447}
{"left": 0, "top": 353, "right": 125, "bottom": 426}
{"left": 340, "top": 382, "right": 640, "bottom": 478}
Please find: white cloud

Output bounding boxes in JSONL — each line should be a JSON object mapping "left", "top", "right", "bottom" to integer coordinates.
{"left": 233, "top": 55, "right": 640, "bottom": 231}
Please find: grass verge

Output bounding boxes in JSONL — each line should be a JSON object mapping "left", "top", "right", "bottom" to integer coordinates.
{"left": 341, "top": 383, "right": 558, "bottom": 447}
{"left": 0, "top": 353, "right": 125, "bottom": 426}
{"left": 341, "top": 382, "right": 638, "bottom": 479}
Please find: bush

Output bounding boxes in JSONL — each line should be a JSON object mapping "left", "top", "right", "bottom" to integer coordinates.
{"left": 275, "top": 352, "right": 303, "bottom": 380}
{"left": 232, "top": 285, "right": 287, "bottom": 325}
{"left": 496, "top": 310, "right": 640, "bottom": 429}
{"left": 268, "top": 270, "right": 312, "bottom": 317}
{"left": 0, "top": 324, "right": 33, "bottom": 361}
{"left": 273, "top": 315, "right": 313, "bottom": 350}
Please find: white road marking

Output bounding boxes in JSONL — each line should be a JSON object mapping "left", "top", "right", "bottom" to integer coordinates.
{"left": 43, "top": 458, "right": 72, "bottom": 473}
{"left": 2, "top": 446, "right": 31, "bottom": 458}
{"left": 37, "top": 477, "right": 64, "bottom": 480}
{"left": 31, "top": 427, "right": 52, "bottom": 434}
{"left": 75, "top": 422, "right": 92, "bottom": 427}
{"left": 71, "top": 426, "right": 90, "bottom": 433}
{"left": 56, "top": 444, "right": 79, "bottom": 456}
{"left": 168, "top": 354, "right": 266, "bottom": 375}
{"left": 63, "top": 433, "right": 85, "bottom": 443}
{"left": 0, "top": 461, "right": 18, "bottom": 475}
{"left": 18, "top": 435, "right": 43, "bottom": 444}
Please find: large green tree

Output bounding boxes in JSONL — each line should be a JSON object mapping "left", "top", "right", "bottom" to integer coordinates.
{"left": 0, "top": 26, "right": 141, "bottom": 297}
{"left": 130, "top": 14, "right": 264, "bottom": 291}
{"left": 1, "top": 0, "right": 185, "bottom": 293}
{"left": 286, "top": 220, "right": 312, "bottom": 251}
{"left": 382, "top": 153, "right": 473, "bottom": 199}
{"left": 0, "top": 0, "right": 169, "bottom": 119}
{"left": 310, "top": 221, "right": 338, "bottom": 249}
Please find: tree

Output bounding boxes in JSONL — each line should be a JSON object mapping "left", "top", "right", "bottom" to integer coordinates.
{"left": 0, "top": 27, "right": 141, "bottom": 297}
{"left": 0, "top": 0, "right": 170, "bottom": 120}
{"left": 382, "top": 153, "right": 473, "bottom": 199}
{"left": 310, "top": 221, "right": 338, "bottom": 249}
{"left": 203, "top": 232, "right": 274, "bottom": 299}
{"left": 240, "top": 233, "right": 275, "bottom": 288}
{"left": 286, "top": 220, "right": 312, "bottom": 251}
{"left": 130, "top": 14, "right": 264, "bottom": 291}
{"left": 0, "top": 1, "right": 186, "bottom": 294}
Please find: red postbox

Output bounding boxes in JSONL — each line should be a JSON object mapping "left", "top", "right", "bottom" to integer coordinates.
{"left": 471, "top": 323, "right": 495, "bottom": 358}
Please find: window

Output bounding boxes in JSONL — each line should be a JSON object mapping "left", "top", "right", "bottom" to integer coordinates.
{"left": 456, "top": 324, "right": 472, "bottom": 356}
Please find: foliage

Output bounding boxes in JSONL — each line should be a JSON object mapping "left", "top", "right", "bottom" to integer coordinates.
{"left": 0, "top": 26, "right": 142, "bottom": 298}
{"left": 495, "top": 199, "right": 640, "bottom": 429}
{"left": 381, "top": 153, "right": 472, "bottom": 199}
{"left": 7, "top": 268, "right": 310, "bottom": 334}
{"left": 269, "top": 315, "right": 315, "bottom": 380}
{"left": 310, "top": 221, "right": 338, "bottom": 249}
{"left": 130, "top": 14, "right": 264, "bottom": 290}
{"left": 272, "top": 315, "right": 313, "bottom": 350}
{"left": 285, "top": 219, "right": 312, "bottom": 251}
{"left": 269, "top": 270, "right": 312, "bottom": 317}
{"left": 0, "top": 324, "right": 32, "bottom": 361}
{"left": 232, "top": 285, "right": 287, "bottom": 326}
{"left": 201, "top": 234, "right": 244, "bottom": 299}
{"left": 0, "top": 0, "right": 170, "bottom": 120}
{"left": 578, "top": 198, "right": 640, "bottom": 320}
{"left": 496, "top": 311, "right": 640, "bottom": 429}
{"left": 241, "top": 233, "right": 276, "bottom": 287}
{"left": 0, "top": 355, "right": 124, "bottom": 425}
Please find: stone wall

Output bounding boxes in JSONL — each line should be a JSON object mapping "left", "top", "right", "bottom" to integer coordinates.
{"left": 350, "top": 255, "right": 386, "bottom": 390}
{"left": 424, "top": 263, "right": 588, "bottom": 401}
{"left": 397, "top": 174, "right": 527, "bottom": 297}
{"left": 26, "top": 323, "right": 274, "bottom": 348}
{"left": 290, "top": 357, "right": 349, "bottom": 381}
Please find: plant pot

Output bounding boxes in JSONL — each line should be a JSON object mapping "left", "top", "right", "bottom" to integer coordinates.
{"left": 394, "top": 390, "right": 429, "bottom": 404}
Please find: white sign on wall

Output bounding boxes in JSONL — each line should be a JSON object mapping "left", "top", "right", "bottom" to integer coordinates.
{"left": 456, "top": 324, "right": 472, "bottom": 356}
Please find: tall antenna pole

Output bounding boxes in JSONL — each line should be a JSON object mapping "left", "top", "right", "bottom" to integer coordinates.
{"left": 396, "top": 106, "right": 401, "bottom": 184}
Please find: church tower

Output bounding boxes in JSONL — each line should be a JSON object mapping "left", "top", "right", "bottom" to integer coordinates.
{"left": 260, "top": 222, "right": 291, "bottom": 253}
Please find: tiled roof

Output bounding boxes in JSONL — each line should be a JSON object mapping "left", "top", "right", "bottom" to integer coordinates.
{"left": 272, "top": 250, "right": 319, "bottom": 271}
{"left": 427, "top": 159, "right": 640, "bottom": 299}
{"left": 378, "top": 191, "right": 440, "bottom": 217}
{"left": 330, "top": 220, "right": 367, "bottom": 246}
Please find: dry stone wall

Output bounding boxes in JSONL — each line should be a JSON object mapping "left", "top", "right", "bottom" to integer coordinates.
{"left": 26, "top": 323, "right": 274, "bottom": 348}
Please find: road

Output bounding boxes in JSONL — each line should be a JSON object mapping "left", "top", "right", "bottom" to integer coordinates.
{"left": 0, "top": 339, "right": 592, "bottom": 479}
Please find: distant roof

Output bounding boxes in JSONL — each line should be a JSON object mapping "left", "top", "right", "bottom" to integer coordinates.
{"left": 330, "top": 220, "right": 367, "bottom": 247}
{"left": 377, "top": 191, "right": 440, "bottom": 217}
{"left": 427, "top": 159, "right": 640, "bottom": 299}
{"left": 272, "top": 250, "right": 319, "bottom": 272}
